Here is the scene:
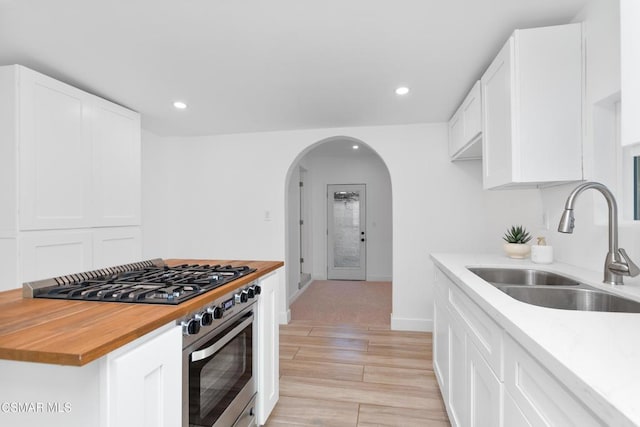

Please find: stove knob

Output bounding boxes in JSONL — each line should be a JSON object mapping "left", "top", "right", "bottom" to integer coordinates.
{"left": 182, "top": 318, "right": 200, "bottom": 336}
{"left": 246, "top": 287, "right": 255, "bottom": 298}
{"left": 253, "top": 285, "right": 261, "bottom": 295}
{"left": 197, "top": 311, "right": 213, "bottom": 326}
{"left": 207, "top": 305, "right": 223, "bottom": 319}
{"left": 235, "top": 291, "right": 248, "bottom": 304}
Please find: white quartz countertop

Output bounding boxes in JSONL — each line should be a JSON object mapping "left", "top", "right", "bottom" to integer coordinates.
{"left": 430, "top": 253, "right": 640, "bottom": 427}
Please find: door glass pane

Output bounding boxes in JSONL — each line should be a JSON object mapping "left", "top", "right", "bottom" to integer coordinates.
{"left": 332, "top": 191, "right": 360, "bottom": 268}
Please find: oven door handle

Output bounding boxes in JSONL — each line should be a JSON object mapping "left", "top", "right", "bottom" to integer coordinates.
{"left": 191, "top": 313, "right": 254, "bottom": 363}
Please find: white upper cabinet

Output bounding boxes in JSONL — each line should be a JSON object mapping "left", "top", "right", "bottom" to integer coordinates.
{"left": 0, "top": 65, "right": 141, "bottom": 289}
{"left": 90, "top": 97, "right": 141, "bottom": 226}
{"left": 621, "top": 0, "right": 640, "bottom": 146}
{"left": 17, "top": 67, "right": 92, "bottom": 229}
{"left": 449, "top": 81, "right": 482, "bottom": 160}
{"left": 1, "top": 65, "right": 141, "bottom": 230}
{"left": 481, "top": 23, "right": 583, "bottom": 189}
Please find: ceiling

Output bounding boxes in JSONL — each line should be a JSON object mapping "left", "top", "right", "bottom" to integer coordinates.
{"left": 0, "top": 0, "right": 587, "bottom": 137}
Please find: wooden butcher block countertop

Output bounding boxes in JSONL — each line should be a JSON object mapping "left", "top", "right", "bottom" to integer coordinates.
{"left": 0, "top": 259, "right": 283, "bottom": 366}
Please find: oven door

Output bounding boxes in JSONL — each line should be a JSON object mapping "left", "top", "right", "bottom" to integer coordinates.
{"left": 185, "top": 309, "right": 256, "bottom": 427}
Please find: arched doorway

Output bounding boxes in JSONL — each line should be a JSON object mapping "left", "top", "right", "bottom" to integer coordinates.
{"left": 283, "top": 136, "right": 392, "bottom": 323}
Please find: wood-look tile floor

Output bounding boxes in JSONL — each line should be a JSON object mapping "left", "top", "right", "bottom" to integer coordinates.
{"left": 264, "top": 321, "right": 450, "bottom": 427}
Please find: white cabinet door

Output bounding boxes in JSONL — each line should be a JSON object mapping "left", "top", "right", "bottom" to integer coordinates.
{"left": 17, "top": 66, "right": 92, "bottom": 230}
{"left": 90, "top": 98, "right": 141, "bottom": 226}
{"left": 481, "top": 24, "right": 582, "bottom": 189}
{"left": 504, "top": 390, "right": 531, "bottom": 427}
{"left": 504, "top": 334, "right": 604, "bottom": 427}
{"left": 448, "top": 279, "right": 503, "bottom": 379}
{"left": 19, "top": 229, "right": 93, "bottom": 283}
{"left": 433, "top": 283, "right": 449, "bottom": 398}
{"left": 482, "top": 37, "right": 514, "bottom": 189}
{"left": 256, "top": 271, "right": 280, "bottom": 424}
{"left": 448, "top": 314, "right": 467, "bottom": 427}
{"left": 468, "top": 342, "right": 502, "bottom": 427}
{"left": 449, "top": 81, "right": 482, "bottom": 161}
{"left": 93, "top": 227, "right": 142, "bottom": 269}
{"left": 462, "top": 81, "right": 482, "bottom": 145}
{"left": 106, "top": 325, "right": 182, "bottom": 427}
{"left": 621, "top": 0, "right": 640, "bottom": 146}
{"left": 449, "top": 109, "right": 464, "bottom": 157}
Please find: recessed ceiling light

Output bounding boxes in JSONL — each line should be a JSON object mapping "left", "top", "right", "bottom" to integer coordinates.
{"left": 352, "top": 145, "right": 359, "bottom": 150}
{"left": 395, "top": 86, "right": 410, "bottom": 96}
{"left": 173, "top": 101, "right": 187, "bottom": 109}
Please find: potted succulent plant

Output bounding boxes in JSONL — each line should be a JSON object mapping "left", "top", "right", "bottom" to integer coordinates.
{"left": 503, "top": 225, "right": 532, "bottom": 259}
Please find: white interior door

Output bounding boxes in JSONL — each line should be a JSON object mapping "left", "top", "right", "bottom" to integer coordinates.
{"left": 327, "top": 184, "right": 366, "bottom": 280}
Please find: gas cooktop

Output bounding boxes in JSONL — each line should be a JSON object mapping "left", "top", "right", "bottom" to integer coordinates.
{"left": 22, "top": 259, "right": 257, "bottom": 305}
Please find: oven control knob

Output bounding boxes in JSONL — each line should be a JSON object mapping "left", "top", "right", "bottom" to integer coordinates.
{"left": 182, "top": 318, "right": 200, "bottom": 336}
{"left": 197, "top": 311, "right": 213, "bottom": 326}
{"left": 235, "top": 291, "right": 248, "bottom": 304}
{"left": 246, "top": 287, "right": 255, "bottom": 298}
{"left": 208, "top": 305, "right": 223, "bottom": 319}
{"left": 252, "top": 285, "right": 261, "bottom": 295}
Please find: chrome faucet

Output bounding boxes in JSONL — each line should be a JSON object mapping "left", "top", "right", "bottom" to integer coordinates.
{"left": 558, "top": 181, "right": 640, "bottom": 285}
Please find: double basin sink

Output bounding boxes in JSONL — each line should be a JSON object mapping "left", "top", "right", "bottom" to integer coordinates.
{"left": 468, "top": 267, "right": 640, "bottom": 313}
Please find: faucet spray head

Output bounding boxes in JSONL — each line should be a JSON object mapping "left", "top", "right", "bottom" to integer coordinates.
{"left": 558, "top": 209, "right": 575, "bottom": 233}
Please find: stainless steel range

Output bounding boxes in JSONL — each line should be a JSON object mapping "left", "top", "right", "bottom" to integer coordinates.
{"left": 181, "top": 282, "right": 259, "bottom": 427}
{"left": 22, "top": 259, "right": 261, "bottom": 427}
{"left": 22, "top": 259, "right": 256, "bottom": 304}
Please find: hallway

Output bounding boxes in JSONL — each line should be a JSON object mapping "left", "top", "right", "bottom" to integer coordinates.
{"left": 265, "top": 280, "right": 450, "bottom": 426}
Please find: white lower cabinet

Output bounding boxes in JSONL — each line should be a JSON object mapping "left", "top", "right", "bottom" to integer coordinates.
{"left": 439, "top": 273, "right": 502, "bottom": 427}
{"left": 504, "top": 390, "right": 531, "bottom": 427}
{"left": 0, "top": 324, "right": 181, "bottom": 427}
{"left": 434, "top": 268, "right": 606, "bottom": 427}
{"left": 504, "top": 334, "right": 604, "bottom": 427}
{"left": 256, "top": 270, "right": 281, "bottom": 425}
{"left": 467, "top": 340, "right": 502, "bottom": 427}
{"left": 105, "top": 324, "right": 182, "bottom": 427}
{"left": 448, "top": 314, "right": 468, "bottom": 427}
{"left": 442, "top": 280, "right": 502, "bottom": 427}
{"left": 433, "top": 279, "right": 449, "bottom": 399}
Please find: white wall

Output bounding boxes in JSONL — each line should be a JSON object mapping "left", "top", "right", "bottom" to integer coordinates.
{"left": 141, "top": 130, "right": 170, "bottom": 259}
{"left": 304, "top": 143, "right": 392, "bottom": 282}
{"left": 142, "top": 123, "right": 542, "bottom": 331}
{"left": 539, "top": 0, "right": 640, "bottom": 276}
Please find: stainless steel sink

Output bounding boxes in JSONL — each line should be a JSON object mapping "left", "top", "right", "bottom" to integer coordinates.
{"left": 468, "top": 267, "right": 580, "bottom": 286}
{"left": 500, "top": 286, "right": 640, "bottom": 313}
{"left": 468, "top": 267, "right": 640, "bottom": 313}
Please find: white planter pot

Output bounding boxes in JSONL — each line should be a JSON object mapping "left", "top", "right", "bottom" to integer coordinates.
{"left": 503, "top": 243, "right": 531, "bottom": 259}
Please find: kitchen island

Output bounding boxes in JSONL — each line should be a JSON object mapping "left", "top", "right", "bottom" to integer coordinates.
{"left": 0, "top": 258, "right": 283, "bottom": 427}
{"left": 431, "top": 253, "right": 640, "bottom": 427}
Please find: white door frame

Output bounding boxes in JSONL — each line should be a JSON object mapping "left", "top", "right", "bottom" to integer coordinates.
{"left": 327, "top": 184, "right": 366, "bottom": 280}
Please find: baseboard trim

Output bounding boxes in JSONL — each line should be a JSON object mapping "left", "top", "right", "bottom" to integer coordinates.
{"left": 366, "top": 275, "right": 392, "bottom": 282}
{"left": 288, "top": 279, "right": 313, "bottom": 305}
{"left": 390, "top": 315, "right": 433, "bottom": 332}
{"left": 279, "top": 309, "right": 290, "bottom": 325}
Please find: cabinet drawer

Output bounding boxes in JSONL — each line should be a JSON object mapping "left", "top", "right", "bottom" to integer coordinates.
{"left": 504, "top": 334, "right": 604, "bottom": 426}
{"left": 448, "top": 279, "right": 503, "bottom": 379}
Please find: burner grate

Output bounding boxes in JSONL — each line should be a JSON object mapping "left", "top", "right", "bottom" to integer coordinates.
{"left": 23, "top": 260, "right": 256, "bottom": 305}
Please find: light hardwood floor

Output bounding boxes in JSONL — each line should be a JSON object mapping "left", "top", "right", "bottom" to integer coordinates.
{"left": 264, "top": 320, "right": 450, "bottom": 427}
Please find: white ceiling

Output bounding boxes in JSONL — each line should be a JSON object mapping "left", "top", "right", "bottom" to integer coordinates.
{"left": 0, "top": 0, "right": 587, "bottom": 137}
